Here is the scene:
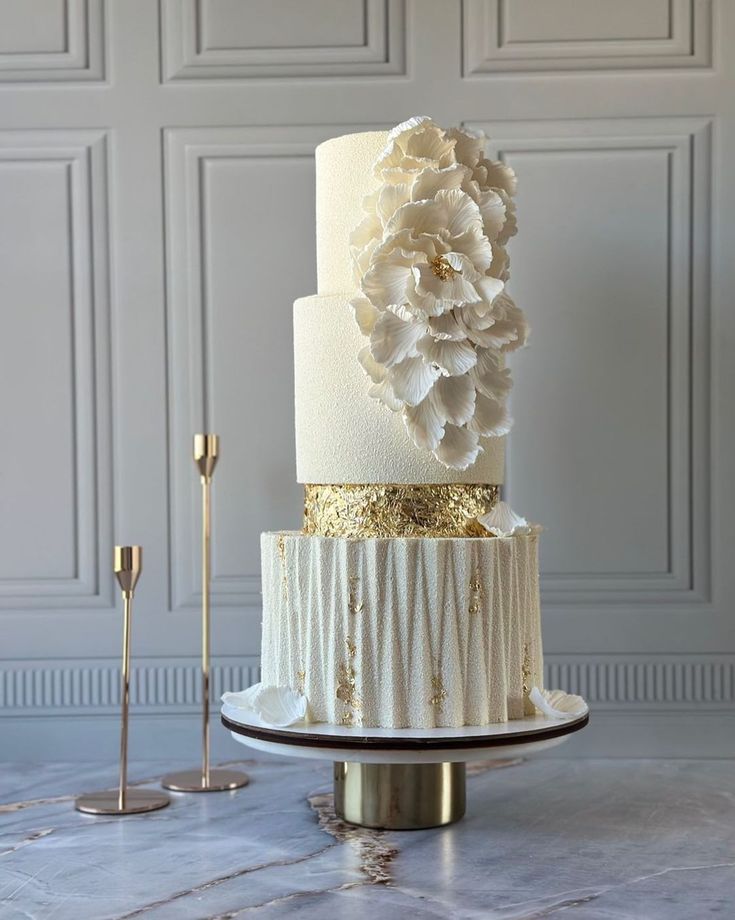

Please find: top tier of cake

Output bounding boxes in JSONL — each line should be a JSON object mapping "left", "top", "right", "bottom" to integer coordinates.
{"left": 316, "top": 130, "right": 388, "bottom": 295}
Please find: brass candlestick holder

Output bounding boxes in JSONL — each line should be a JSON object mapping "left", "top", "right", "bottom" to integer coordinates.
{"left": 163, "top": 435, "right": 249, "bottom": 793}
{"left": 76, "top": 547, "right": 170, "bottom": 815}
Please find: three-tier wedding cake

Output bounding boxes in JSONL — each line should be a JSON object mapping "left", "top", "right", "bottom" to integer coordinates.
{"left": 240, "top": 117, "right": 576, "bottom": 731}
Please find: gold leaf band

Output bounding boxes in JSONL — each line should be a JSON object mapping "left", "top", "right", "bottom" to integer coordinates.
{"left": 303, "top": 483, "right": 500, "bottom": 538}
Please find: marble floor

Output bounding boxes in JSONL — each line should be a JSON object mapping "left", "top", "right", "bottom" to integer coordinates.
{"left": 0, "top": 756, "right": 734, "bottom": 919}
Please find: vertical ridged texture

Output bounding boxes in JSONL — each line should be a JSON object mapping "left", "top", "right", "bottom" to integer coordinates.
{"left": 260, "top": 532, "right": 543, "bottom": 729}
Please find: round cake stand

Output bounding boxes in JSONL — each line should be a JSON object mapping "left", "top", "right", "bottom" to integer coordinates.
{"left": 220, "top": 705, "right": 589, "bottom": 830}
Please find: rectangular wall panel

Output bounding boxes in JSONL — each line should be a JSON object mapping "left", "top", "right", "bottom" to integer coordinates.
{"left": 0, "top": 131, "right": 113, "bottom": 608}
{"left": 0, "top": 0, "right": 105, "bottom": 82}
{"left": 463, "top": 0, "right": 712, "bottom": 73}
{"left": 469, "top": 119, "right": 711, "bottom": 605}
{"left": 164, "top": 127, "right": 344, "bottom": 609}
{"left": 160, "top": 0, "right": 406, "bottom": 80}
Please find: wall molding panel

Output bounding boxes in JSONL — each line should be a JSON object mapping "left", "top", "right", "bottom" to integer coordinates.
{"left": 164, "top": 125, "right": 357, "bottom": 611}
{"left": 462, "top": 0, "right": 713, "bottom": 75}
{"left": 468, "top": 118, "right": 712, "bottom": 607}
{"left": 160, "top": 0, "right": 407, "bottom": 81}
{"left": 0, "top": 130, "right": 114, "bottom": 610}
{"left": 0, "top": 0, "right": 105, "bottom": 83}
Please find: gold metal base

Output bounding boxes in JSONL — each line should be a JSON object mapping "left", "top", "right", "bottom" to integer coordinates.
{"left": 334, "top": 761, "right": 466, "bottom": 830}
{"left": 161, "top": 768, "right": 249, "bottom": 793}
{"left": 75, "top": 788, "right": 170, "bottom": 816}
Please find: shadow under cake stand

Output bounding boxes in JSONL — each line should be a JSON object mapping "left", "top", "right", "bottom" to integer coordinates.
{"left": 221, "top": 704, "right": 589, "bottom": 829}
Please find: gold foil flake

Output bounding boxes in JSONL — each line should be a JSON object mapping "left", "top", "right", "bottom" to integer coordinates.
{"left": 303, "top": 483, "right": 499, "bottom": 538}
{"left": 429, "top": 674, "right": 447, "bottom": 708}
{"left": 468, "top": 573, "right": 483, "bottom": 615}
{"left": 345, "top": 636, "right": 357, "bottom": 659}
{"left": 296, "top": 669, "right": 306, "bottom": 694}
{"left": 276, "top": 534, "right": 289, "bottom": 603}
{"left": 336, "top": 661, "right": 362, "bottom": 711}
{"left": 348, "top": 576, "right": 363, "bottom": 615}
{"left": 522, "top": 642, "right": 534, "bottom": 716}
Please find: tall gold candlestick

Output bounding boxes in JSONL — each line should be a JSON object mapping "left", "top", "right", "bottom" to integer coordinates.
{"left": 76, "top": 547, "right": 170, "bottom": 815}
{"left": 163, "top": 436, "right": 249, "bottom": 793}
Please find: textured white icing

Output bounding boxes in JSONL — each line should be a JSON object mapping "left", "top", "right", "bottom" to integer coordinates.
{"left": 316, "top": 130, "right": 388, "bottom": 295}
{"left": 260, "top": 531, "right": 543, "bottom": 729}
{"left": 294, "top": 294, "right": 505, "bottom": 484}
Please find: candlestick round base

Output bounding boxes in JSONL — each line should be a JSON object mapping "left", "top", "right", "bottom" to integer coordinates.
{"left": 161, "top": 768, "right": 249, "bottom": 793}
{"left": 75, "top": 788, "right": 170, "bottom": 815}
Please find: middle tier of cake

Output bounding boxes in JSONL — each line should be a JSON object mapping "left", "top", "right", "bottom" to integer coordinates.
{"left": 261, "top": 531, "right": 543, "bottom": 729}
{"left": 294, "top": 293, "right": 506, "bottom": 485}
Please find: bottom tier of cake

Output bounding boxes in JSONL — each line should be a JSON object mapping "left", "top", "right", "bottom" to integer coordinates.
{"left": 260, "top": 531, "right": 543, "bottom": 729}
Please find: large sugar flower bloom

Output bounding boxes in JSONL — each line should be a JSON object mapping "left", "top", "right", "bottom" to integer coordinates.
{"left": 348, "top": 116, "right": 528, "bottom": 469}
{"left": 361, "top": 188, "right": 493, "bottom": 319}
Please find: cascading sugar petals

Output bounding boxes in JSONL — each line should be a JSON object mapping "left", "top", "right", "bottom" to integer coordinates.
{"left": 348, "top": 115, "right": 529, "bottom": 469}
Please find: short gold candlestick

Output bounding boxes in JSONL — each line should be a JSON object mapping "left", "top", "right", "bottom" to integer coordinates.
{"left": 76, "top": 547, "right": 171, "bottom": 815}
{"left": 163, "top": 435, "right": 249, "bottom": 793}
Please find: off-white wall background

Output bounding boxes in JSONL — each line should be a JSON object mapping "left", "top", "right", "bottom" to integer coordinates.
{"left": 0, "top": 0, "right": 732, "bottom": 759}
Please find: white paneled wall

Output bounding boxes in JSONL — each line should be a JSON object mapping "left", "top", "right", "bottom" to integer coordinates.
{"left": 0, "top": 0, "right": 732, "bottom": 759}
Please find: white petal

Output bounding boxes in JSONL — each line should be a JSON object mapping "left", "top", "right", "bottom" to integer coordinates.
{"left": 471, "top": 347, "right": 513, "bottom": 399}
{"left": 387, "top": 196, "right": 447, "bottom": 237}
{"left": 429, "top": 312, "right": 466, "bottom": 341}
{"left": 404, "top": 126, "right": 456, "bottom": 165}
{"left": 222, "top": 683, "right": 309, "bottom": 728}
{"left": 411, "top": 164, "right": 469, "bottom": 202}
{"left": 468, "top": 392, "right": 512, "bottom": 436}
{"left": 389, "top": 355, "right": 440, "bottom": 406}
{"left": 477, "top": 189, "right": 506, "bottom": 242}
{"left": 447, "top": 127, "right": 484, "bottom": 168}
{"left": 496, "top": 190, "right": 518, "bottom": 244}
{"left": 434, "top": 424, "right": 482, "bottom": 470}
{"left": 418, "top": 336, "right": 477, "bottom": 376}
{"left": 358, "top": 345, "right": 386, "bottom": 383}
{"left": 529, "top": 687, "right": 587, "bottom": 721}
{"left": 432, "top": 374, "right": 476, "bottom": 425}
{"left": 371, "top": 310, "right": 426, "bottom": 367}
{"left": 451, "top": 228, "right": 493, "bottom": 274}
{"left": 351, "top": 296, "right": 379, "bottom": 336}
{"left": 349, "top": 213, "right": 381, "bottom": 251}
{"left": 386, "top": 115, "right": 433, "bottom": 143}
{"left": 474, "top": 275, "right": 505, "bottom": 304}
{"left": 377, "top": 182, "right": 411, "bottom": 224}
{"left": 403, "top": 395, "right": 445, "bottom": 450}
{"left": 480, "top": 158, "right": 518, "bottom": 197}
{"left": 435, "top": 188, "right": 483, "bottom": 237}
{"left": 369, "top": 376, "right": 403, "bottom": 411}
{"left": 489, "top": 245, "right": 509, "bottom": 282}
{"left": 362, "top": 251, "right": 415, "bottom": 310}
{"left": 477, "top": 500, "right": 534, "bottom": 537}
{"left": 352, "top": 236, "right": 378, "bottom": 287}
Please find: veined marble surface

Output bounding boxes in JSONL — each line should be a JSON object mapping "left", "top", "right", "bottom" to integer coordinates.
{"left": 1, "top": 757, "right": 734, "bottom": 919}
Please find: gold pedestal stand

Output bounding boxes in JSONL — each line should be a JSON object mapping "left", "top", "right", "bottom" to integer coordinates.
{"left": 163, "top": 435, "right": 249, "bottom": 794}
{"left": 333, "top": 762, "right": 466, "bottom": 830}
{"left": 76, "top": 548, "right": 170, "bottom": 816}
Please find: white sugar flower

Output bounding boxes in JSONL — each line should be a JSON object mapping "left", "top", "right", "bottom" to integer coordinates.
{"left": 362, "top": 189, "right": 493, "bottom": 318}
{"left": 477, "top": 501, "right": 542, "bottom": 537}
{"left": 529, "top": 687, "right": 588, "bottom": 720}
{"left": 348, "top": 116, "right": 529, "bottom": 470}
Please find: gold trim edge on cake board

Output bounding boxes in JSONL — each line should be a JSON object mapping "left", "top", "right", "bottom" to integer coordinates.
{"left": 303, "top": 483, "right": 500, "bottom": 538}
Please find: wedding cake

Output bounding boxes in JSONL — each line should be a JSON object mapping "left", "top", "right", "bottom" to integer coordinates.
{"left": 248, "top": 118, "right": 560, "bottom": 730}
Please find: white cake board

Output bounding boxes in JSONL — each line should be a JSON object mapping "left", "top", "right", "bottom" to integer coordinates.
{"left": 220, "top": 703, "right": 589, "bottom": 765}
